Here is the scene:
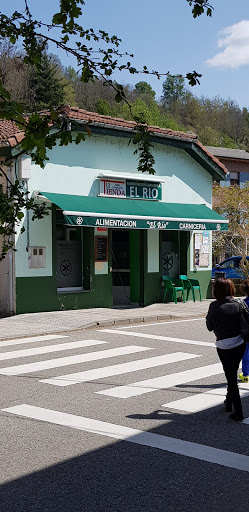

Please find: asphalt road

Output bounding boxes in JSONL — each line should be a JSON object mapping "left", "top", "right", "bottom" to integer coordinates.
{"left": 1, "top": 317, "right": 249, "bottom": 512}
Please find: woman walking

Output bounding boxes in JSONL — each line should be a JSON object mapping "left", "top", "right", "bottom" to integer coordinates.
{"left": 206, "top": 277, "right": 245, "bottom": 422}
{"left": 239, "top": 279, "right": 249, "bottom": 383}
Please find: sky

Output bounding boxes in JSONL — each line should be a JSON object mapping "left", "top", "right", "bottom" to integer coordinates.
{"left": 3, "top": 0, "right": 249, "bottom": 109}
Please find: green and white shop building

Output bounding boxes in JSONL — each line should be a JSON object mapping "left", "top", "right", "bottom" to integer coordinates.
{"left": 0, "top": 107, "right": 228, "bottom": 315}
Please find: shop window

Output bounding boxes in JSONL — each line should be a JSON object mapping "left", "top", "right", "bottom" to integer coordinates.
{"left": 230, "top": 172, "right": 239, "bottom": 186}
{"left": 56, "top": 211, "right": 83, "bottom": 291}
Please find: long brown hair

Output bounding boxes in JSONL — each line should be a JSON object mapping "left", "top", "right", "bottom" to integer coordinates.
{"left": 213, "top": 278, "right": 235, "bottom": 300}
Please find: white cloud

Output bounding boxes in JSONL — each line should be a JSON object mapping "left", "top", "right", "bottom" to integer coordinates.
{"left": 206, "top": 19, "right": 249, "bottom": 69}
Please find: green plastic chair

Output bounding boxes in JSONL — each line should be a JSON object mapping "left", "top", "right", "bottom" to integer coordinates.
{"left": 179, "top": 275, "right": 194, "bottom": 302}
{"left": 179, "top": 275, "right": 201, "bottom": 302}
{"left": 189, "top": 278, "right": 202, "bottom": 301}
{"left": 162, "top": 275, "right": 185, "bottom": 304}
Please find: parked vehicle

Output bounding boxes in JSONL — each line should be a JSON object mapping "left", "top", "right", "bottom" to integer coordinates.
{"left": 212, "top": 256, "right": 249, "bottom": 279}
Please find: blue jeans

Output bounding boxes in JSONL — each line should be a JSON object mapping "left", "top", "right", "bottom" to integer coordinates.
{"left": 242, "top": 343, "right": 249, "bottom": 376}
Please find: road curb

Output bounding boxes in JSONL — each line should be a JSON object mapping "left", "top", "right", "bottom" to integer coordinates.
{"left": 86, "top": 312, "right": 206, "bottom": 329}
{"left": 0, "top": 312, "right": 206, "bottom": 341}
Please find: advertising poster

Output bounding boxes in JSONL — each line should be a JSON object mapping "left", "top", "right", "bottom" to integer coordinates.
{"left": 194, "top": 232, "right": 210, "bottom": 268}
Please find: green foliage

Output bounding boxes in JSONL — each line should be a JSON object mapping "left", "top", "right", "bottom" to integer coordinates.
{"left": 134, "top": 81, "right": 155, "bottom": 99}
{"left": 0, "top": 0, "right": 214, "bottom": 256}
{"left": 96, "top": 96, "right": 183, "bottom": 132}
{"left": 186, "top": 1, "right": 213, "bottom": 18}
{"left": 96, "top": 98, "right": 115, "bottom": 116}
{"left": 30, "top": 52, "right": 66, "bottom": 109}
{"left": 162, "top": 75, "right": 186, "bottom": 107}
{"left": 132, "top": 123, "right": 155, "bottom": 174}
{"left": 213, "top": 182, "right": 249, "bottom": 259}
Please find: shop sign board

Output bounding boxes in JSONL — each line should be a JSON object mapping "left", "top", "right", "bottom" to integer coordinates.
{"left": 99, "top": 179, "right": 161, "bottom": 200}
{"left": 65, "top": 215, "right": 227, "bottom": 231}
{"left": 126, "top": 181, "right": 161, "bottom": 200}
{"left": 99, "top": 179, "right": 126, "bottom": 197}
{"left": 95, "top": 236, "right": 108, "bottom": 262}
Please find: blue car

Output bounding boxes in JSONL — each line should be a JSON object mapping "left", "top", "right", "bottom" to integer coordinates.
{"left": 212, "top": 256, "right": 249, "bottom": 279}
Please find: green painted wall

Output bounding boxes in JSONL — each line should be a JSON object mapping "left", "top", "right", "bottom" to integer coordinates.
{"left": 16, "top": 225, "right": 113, "bottom": 314}
{"left": 15, "top": 223, "right": 212, "bottom": 314}
{"left": 187, "top": 270, "right": 212, "bottom": 299}
{"left": 129, "top": 230, "right": 141, "bottom": 303}
{"left": 16, "top": 274, "right": 112, "bottom": 314}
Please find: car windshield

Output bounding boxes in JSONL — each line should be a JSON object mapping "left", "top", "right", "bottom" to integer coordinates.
{"left": 219, "top": 258, "right": 241, "bottom": 269}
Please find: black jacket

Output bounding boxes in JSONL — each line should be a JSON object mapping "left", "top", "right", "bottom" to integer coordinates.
{"left": 206, "top": 299, "right": 241, "bottom": 341}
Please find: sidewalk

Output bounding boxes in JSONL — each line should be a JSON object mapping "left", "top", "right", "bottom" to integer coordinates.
{"left": 0, "top": 300, "right": 212, "bottom": 340}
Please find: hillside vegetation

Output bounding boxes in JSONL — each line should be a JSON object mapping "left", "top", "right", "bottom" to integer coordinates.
{"left": 1, "top": 42, "right": 248, "bottom": 150}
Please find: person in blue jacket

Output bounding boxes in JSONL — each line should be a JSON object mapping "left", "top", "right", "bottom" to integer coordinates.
{"left": 239, "top": 280, "right": 249, "bottom": 383}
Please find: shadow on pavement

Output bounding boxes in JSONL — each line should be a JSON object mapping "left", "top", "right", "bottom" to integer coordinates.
{"left": 1, "top": 404, "right": 249, "bottom": 512}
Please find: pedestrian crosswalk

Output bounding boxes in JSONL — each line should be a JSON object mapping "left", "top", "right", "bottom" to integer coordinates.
{"left": 0, "top": 344, "right": 150, "bottom": 375}
{"left": 2, "top": 330, "right": 249, "bottom": 476}
{"left": 97, "top": 363, "right": 223, "bottom": 398}
{"left": 41, "top": 352, "right": 200, "bottom": 387}
{"left": 0, "top": 331, "right": 247, "bottom": 416}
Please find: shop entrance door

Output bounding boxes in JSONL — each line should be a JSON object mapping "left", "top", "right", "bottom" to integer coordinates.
{"left": 161, "top": 231, "right": 179, "bottom": 279}
{"left": 112, "top": 230, "right": 130, "bottom": 306}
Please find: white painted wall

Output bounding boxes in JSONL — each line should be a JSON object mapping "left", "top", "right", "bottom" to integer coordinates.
{"left": 26, "top": 134, "right": 213, "bottom": 206}
{"left": 15, "top": 203, "right": 53, "bottom": 277}
{"left": 15, "top": 133, "right": 214, "bottom": 278}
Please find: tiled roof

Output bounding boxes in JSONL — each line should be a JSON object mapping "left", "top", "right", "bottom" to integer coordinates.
{"left": 61, "top": 107, "right": 227, "bottom": 174}
{"left": 60, "top": 105, "right": 198, "bottom": 141}
{"left": 206, "top": 146, "right": 249, "bottom": 161}
{"left": 197, "top": 142, "right": 227, "bottom": 174}
{"left": 0, "top": 119, "right": 24, "bottom": 147}
{"left": 0, "top": 106, "right": 227, "bottom": 173}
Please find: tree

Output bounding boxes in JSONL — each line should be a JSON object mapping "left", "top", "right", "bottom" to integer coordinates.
{"left": 0, "top": 40, "right": 33, "bottom": 109}
{"left": 0, "top": 0, "right": 213, "bottom": 257}
{"left": 29, "top": 51, "right": 66, "bottom": 109}
{"left": 135, "top": 81, "right": 155, "bottom": 98}
{"left": 161, "top": 75, "right": 185, "bottom": 108}
{"left": 212, "top": 183, "right": 249, "bottom": 265}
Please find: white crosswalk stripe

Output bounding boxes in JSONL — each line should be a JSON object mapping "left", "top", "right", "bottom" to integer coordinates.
{"left": 0, "top": 339, "right": 107, "bottom": 361}
{"left": 100, "top": 329, "right": 216, "bottom": 347}
{"left": 0, "top": 334, "right": 67, "bottom": 348}
{"left": 2, "top": 404, "right": 249, "bottom": 472}
{"left": 161, "top": 383, "right": 249, "bottom": 412}
{"left": 97, "top": 363, "right": 223, "bottom": 398}
{"left": 40, "top": 352, "right": 200, "bottom": 386}
{"left": 0, "top": 345, "right": 151, "bottom": 376}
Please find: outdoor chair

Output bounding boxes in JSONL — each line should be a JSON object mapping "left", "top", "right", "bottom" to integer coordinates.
{"left": 179, "top": 275, "right": 201, "bottom": 302}
{"left": 162, "top": 275, "right": 185, "bottom": 304}
{"left": 179, "top": 275, "right": 194, "bottom": 302}
{"left": 188, "top": 278, "right": 201, "bottom": 301}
